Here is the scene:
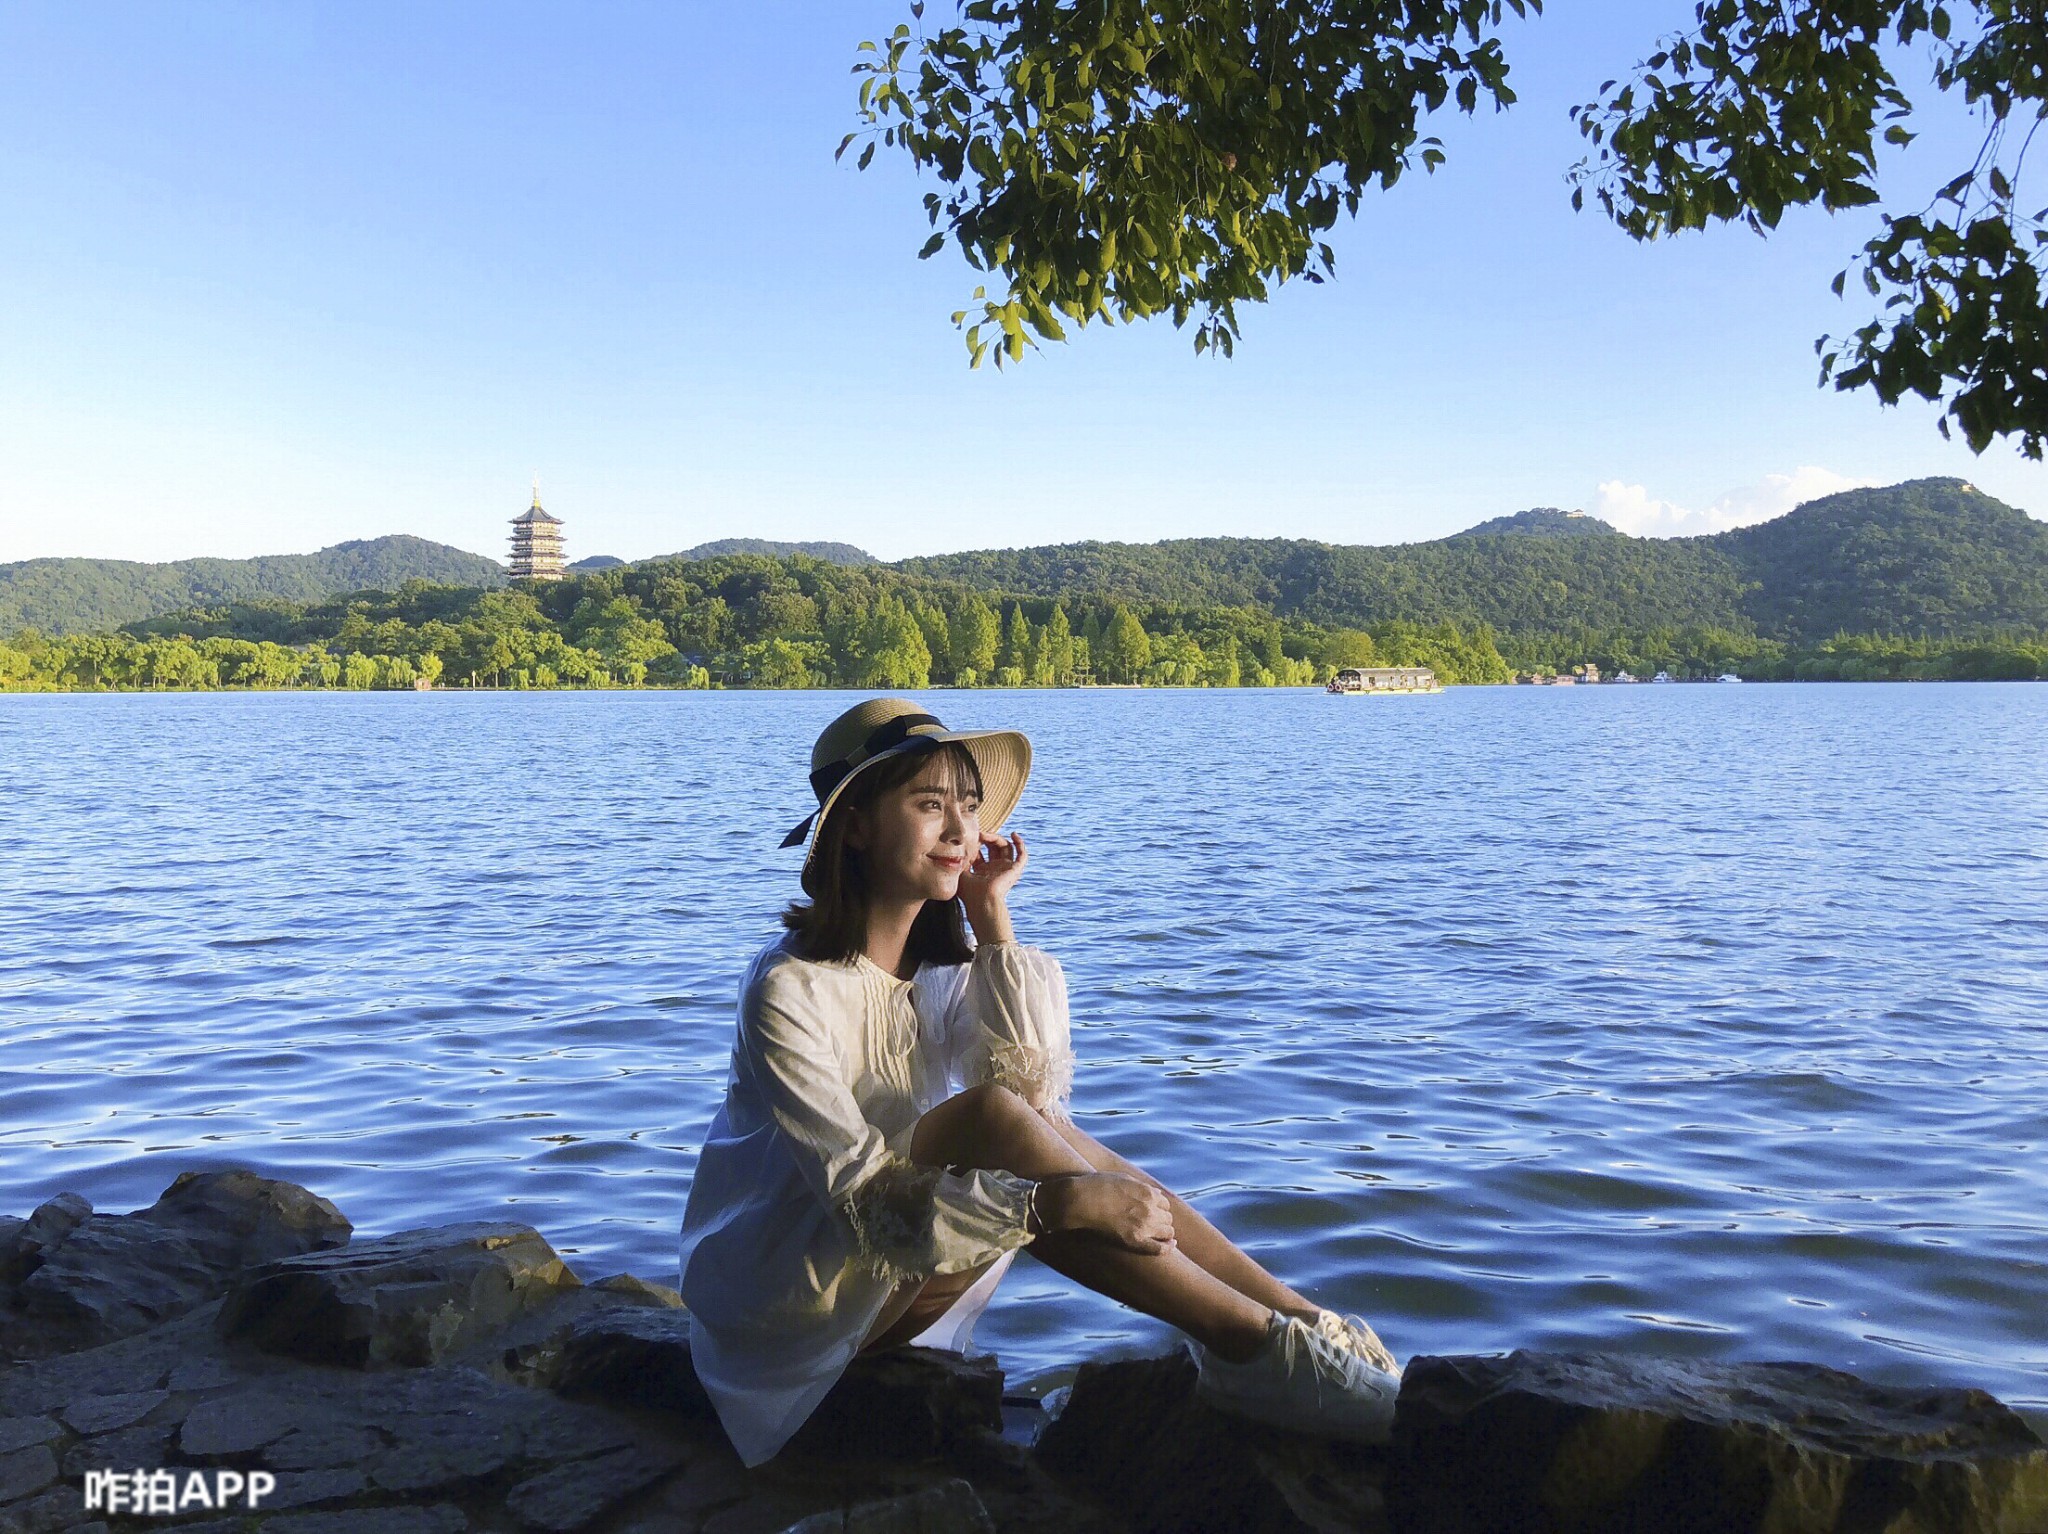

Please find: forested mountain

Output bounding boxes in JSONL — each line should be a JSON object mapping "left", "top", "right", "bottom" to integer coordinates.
{"left": 12, "top": 476, "right": 2048, "bottom": 690}
{"left": 0, "top": 536, "right": 506, "bottom": 634}
{"left": 899, "top": 529, "right": 1752, "bottom": 629}
{"left": 1719, "top": 479, "right": 2048, "bottom": 639}
{"left": 663, "top": 538, "right": 875, "bottom": 565}
{"left": 899, "top": 479, "right": 2048, "bottom": 639}
{"left": 7, "top": 479, "right": 2042, "bottom": 641}
{"left": 1452, "top": 508, "right": 1621, "bottom": 538}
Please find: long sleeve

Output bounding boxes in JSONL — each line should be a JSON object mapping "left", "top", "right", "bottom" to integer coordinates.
{"left": 741, "top": 963, "right": 1037, "bottom": 1288}
{"left": 945, "top": 941, "right": 1077, "bottom": 1126}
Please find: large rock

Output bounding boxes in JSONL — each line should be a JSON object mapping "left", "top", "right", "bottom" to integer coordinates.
{"left": 551, "top": 1307, "right": 1002, "bottom": 1465}
{"left": 1035, "top": 1348, "right": 1389, "bottom": 1533}
{"left": 217, "top": 1222, "right": 579, "bottom": 1369}
{"left": 1387, "top": 1350, "right": 2048, "bottom": 1534}
{"left": 0, "top": 1196, "right": 89, "bottom": 1288}
{"left": 552, "top": 1303, "right": 713, "bottom": 1417}
{"left": 787, "top": 1349, "right": 1005, "bottom": 1464}
{"left": 1, "top": 1173, "right": 349, "bottom": 1360}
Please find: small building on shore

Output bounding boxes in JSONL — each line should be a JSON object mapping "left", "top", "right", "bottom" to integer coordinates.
{"left": 509, "top": 481, "right": 565, "bottom": 580}
{"left": 1326, "top": 666, "right": 1440, "bottom": 694}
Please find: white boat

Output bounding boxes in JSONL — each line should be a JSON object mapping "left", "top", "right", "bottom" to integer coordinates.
{"left": 1717, "top": 673, "right": 1742, "bottom": 683}
{"left": 1612, "top": 671, "right": 1638, "bottom": 683}
{"left": 1325, "top": 666, "right": 1442, "bottom": 695}
{"left": 1651, "top": 672, "right": 1674, "bottom": 683}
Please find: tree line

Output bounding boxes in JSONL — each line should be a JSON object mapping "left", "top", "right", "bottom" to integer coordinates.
{"left": 0, "top": 554, "right": 1512, "bottom": 690}
{"left": 2, "top": 551, "right": 2042, "bottom": 691}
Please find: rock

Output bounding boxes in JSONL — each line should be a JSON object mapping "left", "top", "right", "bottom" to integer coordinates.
{"left": 778, "top": 1478, "right": 996, "bottom": 1533}
{"left": 1035, "top": 1348, "right": 1389, "bottom": 1534}
{"left": 591, "top": 1273, "right": 685, "bottom": 1308}
{"left": 2, "top": 1173, "right": 349, "bottom": 1360}
{"left": 1386, "top": 1350, "right": 2048, "bottom": 1534}
{"left": 258, "top": 1468, "right": 376, "bottom": 1511}
{"left": 57, "top": 1389, "right": 165, "bottom": 1436}
{"left": 261, "top": 1506, "right": 468, "bottom": 1534}
{"left": 0, "top": 1196, "right": 90, "bottom": 1287}
{"left": 263, "top": 1421, "right": 387, "bottom": 1471}
{"left": 0, "top": 1482, "right": 82, "bottom": 1534}
{"left": 0, "top": 1444, "right": 58, "bottom": 1503}
{"left": 786, "top": 1349, "right": 1006, "bottom": 1464}
{"left": 56, "top": 1421, "right": 175, "bottom": 1480}
{"left": 178, "top": 1390, "right": 302, "bottom": 1458}
{"left": 0, "top": 1419, "right": 60, "bottom": 1457}
{"left": 552, "top": 1305, "right": 712, "bottom": 1417}
{"left": 217, "top": 1221, "right": 578, "bottom": 1368}
{"left": 502, "top": 1441, "right": 688, "bottom": 1531}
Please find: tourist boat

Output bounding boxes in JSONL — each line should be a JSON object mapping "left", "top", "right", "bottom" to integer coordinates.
{"left": 1651, "top": 671, "right": 1674, "bottom": 683}
{"left": 1325, "top": 666, "right": 1442, "bottom": 695}
{"left": 1717, "top": 673, "right": 1743, "bottom": 683}
{"left": 1612, "top": 670, "right": 1638, "bottom": 683}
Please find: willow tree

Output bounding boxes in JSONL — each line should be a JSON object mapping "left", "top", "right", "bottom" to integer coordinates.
{"left": 847, "top": 1, "right": 2048, "bottom": 455}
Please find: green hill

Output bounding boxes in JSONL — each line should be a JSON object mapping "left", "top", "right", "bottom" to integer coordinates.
{"left": 1713, "top": 478, "right": 2048, "bottom": 639}
{"left": 897, "top": 530, "right": 1753, "bottom": 630}
{"left": 662, "top": 539, "right": 875, "bottom": 566}
{"left": 1452, "top": 507, "right": 1622, "bottom": 538}
{"left": 896, "top": 479, "right": 2047, "bottom": 639}
{"left": 7, "top": 479, "right": 2043, "bottom": 642}
{"left": 0, "top": 536, "right": 506, "bottom": 635}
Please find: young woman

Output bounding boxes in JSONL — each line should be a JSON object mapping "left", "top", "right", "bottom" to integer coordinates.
{"left": 677, "top": 697, "right": 1401, "bottom": 1468}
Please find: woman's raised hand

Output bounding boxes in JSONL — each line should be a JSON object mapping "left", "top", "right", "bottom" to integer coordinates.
{"left": 1040, "top": 1171, "right": 1176, "bottom": 1256}
{"left": 957, "top": 829, "right": 1027, "bottom": 935}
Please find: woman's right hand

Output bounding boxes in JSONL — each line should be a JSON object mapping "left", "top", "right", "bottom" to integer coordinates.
{"left": 1039, "top": 1172, "right": 1175, "bottom": 1255}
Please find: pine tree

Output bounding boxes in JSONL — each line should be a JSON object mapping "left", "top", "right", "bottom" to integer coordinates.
{"left": 1045, "top": 604, "right": 1075, "bottom": 685}
{"left": 949, "top": 593, "right": 1000, "bottom": 683}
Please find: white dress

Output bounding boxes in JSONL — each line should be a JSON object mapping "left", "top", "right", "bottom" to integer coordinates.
{"left": 676, "top": 931, "right": 1077, "bottom": 1468}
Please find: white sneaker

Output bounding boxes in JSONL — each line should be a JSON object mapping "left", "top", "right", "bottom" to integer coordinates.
{"left": 1311, "top": 1309, "right": 1402, "bottom": 1379}
{"left": 1190, "top": 1311, "right": 1400, "bottom": 1445}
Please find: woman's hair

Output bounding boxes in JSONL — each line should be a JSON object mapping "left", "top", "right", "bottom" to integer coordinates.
{"left": 781, "top": 740, "right": 984, "bottom": 967}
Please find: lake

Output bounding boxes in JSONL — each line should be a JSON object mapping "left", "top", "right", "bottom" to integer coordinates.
{"left": 3, "top": 684, "right": 2044, "bottom": 1423}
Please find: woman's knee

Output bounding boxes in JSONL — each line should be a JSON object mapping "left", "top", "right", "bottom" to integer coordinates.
{"left": 915, "top": 1082, "right": 1036, "bottom": 1161}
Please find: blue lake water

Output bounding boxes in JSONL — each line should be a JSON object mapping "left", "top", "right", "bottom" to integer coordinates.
{"left": 3, "top": 685, "right": 2045, "bottom": 1422}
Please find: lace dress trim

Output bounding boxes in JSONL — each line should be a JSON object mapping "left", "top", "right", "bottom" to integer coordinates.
{"left": 983, "top": 1038, "right": 1077, "bottom": 1127}
{"left": 838, "top": 1153, "right": 944, "bottom": 1287}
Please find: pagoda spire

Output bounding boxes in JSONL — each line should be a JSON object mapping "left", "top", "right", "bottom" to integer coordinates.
{"left": 509, "top": 479, "right": 565, "bottom": 580}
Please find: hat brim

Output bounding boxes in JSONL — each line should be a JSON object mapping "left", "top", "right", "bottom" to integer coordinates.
{"left": 794, "top": 727, "right": 1031, "bottom": 871}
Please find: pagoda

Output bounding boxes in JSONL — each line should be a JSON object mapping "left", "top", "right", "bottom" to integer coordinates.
{"left": 509, "top": 479, "right": 565, "bottom": 580}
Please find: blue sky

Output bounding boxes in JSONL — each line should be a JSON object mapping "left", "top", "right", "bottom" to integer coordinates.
{"left": 3, "top": 0, "right": 2043, "bottom": 566}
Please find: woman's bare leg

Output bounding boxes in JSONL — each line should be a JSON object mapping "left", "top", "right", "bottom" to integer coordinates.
{"left": 1040, "top": 1114, "right": 1324, "bottom": 1326}
{"left": 909, "top": 1085, "right": 1274, "bottom": 1362}
{"left": 859, "top": 1259, "right": 998, "bottom": 1353}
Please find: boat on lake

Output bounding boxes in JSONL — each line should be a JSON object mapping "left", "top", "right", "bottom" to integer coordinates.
{"left": 1652, "top": 671, "right": 1674, "bottom": 683}
{"left": 1325, "top": 666, "right": 1442, "bottom": 695}
{"left": 1718, "top": 673, "right": 1743, "bottom": 683}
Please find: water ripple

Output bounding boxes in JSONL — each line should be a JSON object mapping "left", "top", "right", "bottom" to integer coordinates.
{"left": 1, "top": 685, "right": 2045, "bottom": 1422}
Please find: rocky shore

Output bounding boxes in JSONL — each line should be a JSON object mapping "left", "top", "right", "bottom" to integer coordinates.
{"left": 4, "top": 1171, "right": 2044, "bottom": 1534}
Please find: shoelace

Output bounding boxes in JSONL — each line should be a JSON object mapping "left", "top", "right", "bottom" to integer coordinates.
{"left": 1313, "top": 1310, "right": 1399, "bottom": 1379}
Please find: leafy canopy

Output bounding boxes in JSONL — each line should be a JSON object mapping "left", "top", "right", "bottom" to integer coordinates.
{"left": 845, "top": 0, "right": 1531, "bottom": 364}
{"left": 850, "top": 0, "right": 2048, "bottom": 455}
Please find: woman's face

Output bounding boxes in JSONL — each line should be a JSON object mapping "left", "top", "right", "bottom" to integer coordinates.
{"left": 849, "top": 754, "right": 982, "bottom": 906}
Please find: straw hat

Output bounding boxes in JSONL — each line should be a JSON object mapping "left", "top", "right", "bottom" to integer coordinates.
{"left": 779, "top": 697, "right": 1032, "bottom": 868}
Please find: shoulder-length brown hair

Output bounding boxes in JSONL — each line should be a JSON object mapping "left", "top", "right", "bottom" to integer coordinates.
{"left": 781, "top": 740, "right": 983, "bottom": 968}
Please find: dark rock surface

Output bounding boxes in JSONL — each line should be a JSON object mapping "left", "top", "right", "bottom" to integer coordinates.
{"left": 1, "top": 1174, "right": 349, "bottom": 1360}
{"left": 1037, "top": 1348, "right": 1389, "bottom": 1534}
{"left": 8, "top": 1172, "right": 2045, "bottom": 1534}
{"left": 1, "top": 1174, "right": 1117, "bottom": 1533}
{"left": 217, "top": 1221, "right": 580, "bottom": 1368}
{"left": 1387, "top": 1349, "right": 2048, "bottom": 1534}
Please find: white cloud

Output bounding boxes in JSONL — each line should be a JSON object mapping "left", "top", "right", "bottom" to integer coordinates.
{"left": 1593, "top": 467, "right": 1880, "bottom": 538}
